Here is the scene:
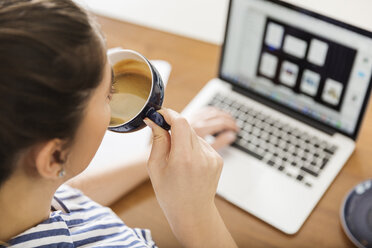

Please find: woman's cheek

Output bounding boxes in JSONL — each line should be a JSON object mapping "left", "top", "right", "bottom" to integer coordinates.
{"left": 105, "top": 101, "right": 112, "bottom": 126}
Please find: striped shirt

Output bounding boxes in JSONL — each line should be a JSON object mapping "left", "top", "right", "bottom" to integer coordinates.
{"left": 2, "top": 184, "right": 157, "bottom": 248}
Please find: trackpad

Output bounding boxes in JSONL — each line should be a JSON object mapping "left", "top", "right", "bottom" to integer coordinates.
{"left": 217, "top": 147, "right": 304, "bottom": 218}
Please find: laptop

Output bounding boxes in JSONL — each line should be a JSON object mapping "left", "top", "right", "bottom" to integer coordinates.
{"left": 181, "top": 0, "right": 372, "bottom": 234}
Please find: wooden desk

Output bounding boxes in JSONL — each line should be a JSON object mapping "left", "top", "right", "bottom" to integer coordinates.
{"left": 98, "top": 15, "right": 372, "bottom": 247}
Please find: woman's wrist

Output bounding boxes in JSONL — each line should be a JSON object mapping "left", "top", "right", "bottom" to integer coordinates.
{"left": 167, "top": 203, "right": 237, "bottom": 248}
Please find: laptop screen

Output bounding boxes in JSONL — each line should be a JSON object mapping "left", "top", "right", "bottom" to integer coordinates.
{"left": 220, "top": 0, "right": 372, "bottom": 138}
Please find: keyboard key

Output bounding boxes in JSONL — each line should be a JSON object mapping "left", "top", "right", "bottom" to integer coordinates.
{"left": 279, "top": 140, "right": 287, "bottom": 148}
{"left": 232, "top": 102, "right": 240, "bottom": 108}
{"left": 296, "top": 159, "right": 304, "bottom": 167}
{"left": 287, "top": 144, "right": 295, "bottom": 152}
{"left": 285, "top": 165, "right": 298, "bottom": 175}
{"left": 324, "top": 146, "right": 337, "bottom": 155}
{"left": 319, "top": 141, "right": 328, "bottom": 149}
{"left": 296, "top": 174, "right": 304, "bottom": 181}
{"left": 320, "top": 158, "right": 329, "bottom": 170}
{"left": 252, "top": 127, "right": 261, "bottom": 136}
{"left": 232, "top": 143, "right": 263, "bottom": 161}
{"left": 236, "top": 119, "right": 244, "bottom": 128}
{"left": 238, "top": 112, "right": 247, "bottom": 120}
{"left": 300, "top": 166, "right": 319, "bottom": 177}
{"left": 223, "top": 98, "right": 232, "bottom": 105}
{"left": 243, "top": 125, "right": 252, "bottom": 132}
{"left": 263, "top": 152, "right": 273, "bottom": 161}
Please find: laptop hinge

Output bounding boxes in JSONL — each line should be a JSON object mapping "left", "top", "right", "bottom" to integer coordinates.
{"left": 232, "top": 85, "right": 337, "bottom": 136}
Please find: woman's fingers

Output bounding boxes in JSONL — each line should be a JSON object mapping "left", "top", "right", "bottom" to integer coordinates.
{"left": 158, "top": 108, "right": 193, "bottom": 154}
{"left": 190, "top": 107, "right": 239, "bottom": 137}
{"left": 187, "top": 106, "right": 239, "bottom": 151}
{"left": 197, "top": 118, "right": 239, "bottom": 137}
{"left": 191, "top": 107, "right": 233, "bottom": 123}
{"left": 144, "top": 118, "right": 171, "bottom": 169}
{"left": 210, "top": 131, "right": 237, "bottom": 151}
{"left": 190, "top": 107, "right": 222, "bottom": 121}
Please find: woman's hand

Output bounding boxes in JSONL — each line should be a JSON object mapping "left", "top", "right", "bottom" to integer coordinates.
{"left": 188, "top": 107, "right": 239, "bottom": 150}
{"left": 144, "top": 108, "right": 237, "bottom": 248}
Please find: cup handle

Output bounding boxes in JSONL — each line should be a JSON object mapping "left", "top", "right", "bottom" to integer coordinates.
{"left": 146, "top": 107, "right": 171, "bottom": 131}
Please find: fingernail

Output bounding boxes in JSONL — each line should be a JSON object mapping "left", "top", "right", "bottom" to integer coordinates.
{"left": 143, "top": 118, "right": 153, "bottom": 129}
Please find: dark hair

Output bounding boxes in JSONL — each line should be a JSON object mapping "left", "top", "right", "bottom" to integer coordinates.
{"left": 0, "top": 0, "right": 106, "bottom": 185}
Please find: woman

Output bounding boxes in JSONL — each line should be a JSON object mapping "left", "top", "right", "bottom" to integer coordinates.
{"left": 0, "top": 0, "right": 239, "bottom": 247}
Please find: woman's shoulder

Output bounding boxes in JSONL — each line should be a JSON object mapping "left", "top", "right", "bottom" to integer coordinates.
{"left": 2, "top": 184, "right": 157, "bottom": 248}
{"left": 52, "top": 184, "right": 92, "bottom": 213}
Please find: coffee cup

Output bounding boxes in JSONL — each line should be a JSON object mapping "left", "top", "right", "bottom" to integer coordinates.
{"left": 107, "top": 49, "right": 170, "bottom": 133}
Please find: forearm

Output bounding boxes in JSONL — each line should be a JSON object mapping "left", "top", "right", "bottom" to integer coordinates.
{"left": 67, "top": 154, "right": 149, "bottom": 206}
{"left": 169, "top": 204, "right": 237, "bottom": 248}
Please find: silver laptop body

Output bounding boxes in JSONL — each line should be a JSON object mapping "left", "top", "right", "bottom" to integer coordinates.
{"left": 182, "top": 0, "right": 372, "bottom": 234}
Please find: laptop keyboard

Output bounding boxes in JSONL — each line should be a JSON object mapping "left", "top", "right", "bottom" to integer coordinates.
{"left": 208, "top": 93, "right": 338, "bottom": 187}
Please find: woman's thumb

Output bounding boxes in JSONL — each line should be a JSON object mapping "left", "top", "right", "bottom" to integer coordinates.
{"left": 144, "top": 118, "right": 171, "bottom": 168}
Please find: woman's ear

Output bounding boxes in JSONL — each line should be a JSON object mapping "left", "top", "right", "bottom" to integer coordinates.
{"left": 34, "top": 139, "right": 69, "bottom": 179}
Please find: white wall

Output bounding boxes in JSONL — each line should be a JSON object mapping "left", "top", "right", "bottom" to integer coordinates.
{"left": 75, "top": 0, "right": 229, "bottom": 44}
{"left": 75, "top": 0, "right": 372, "bottom": 45}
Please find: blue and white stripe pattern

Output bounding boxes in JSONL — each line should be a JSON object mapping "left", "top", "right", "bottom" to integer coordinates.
{"left": 2, "top": 185, "right": 157, "bottom": 247}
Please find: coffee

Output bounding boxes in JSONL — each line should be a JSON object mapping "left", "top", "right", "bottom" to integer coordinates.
{"left": 109, "top": 59, "right": 152, "bottom": 126}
